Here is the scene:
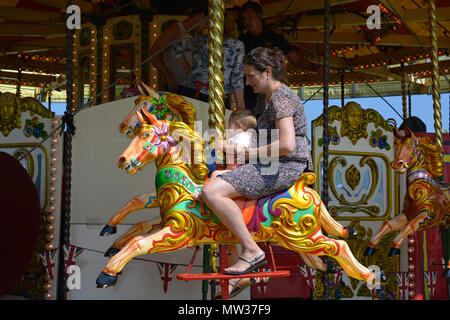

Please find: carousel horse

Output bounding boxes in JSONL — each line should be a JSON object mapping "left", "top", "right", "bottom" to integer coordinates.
{"left": 101, "top": 85, "right": 357, "bottom": 274}
{"left": 364, "top": 127, "right": 450, "bottom": 275}
{"left": 96, "top": 107, "right": 376, "bottom": 288}
{"left": 99, "top": 82, "right": 198, "bottom": 257}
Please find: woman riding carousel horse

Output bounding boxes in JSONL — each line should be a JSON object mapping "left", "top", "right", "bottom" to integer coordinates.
{"left": 96, "top": 47, "right": 376, "bottom": 288}
{"left": 200, "top": 47, "right": 316, "bottom": 274}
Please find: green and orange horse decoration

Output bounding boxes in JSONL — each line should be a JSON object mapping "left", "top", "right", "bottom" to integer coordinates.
{"left": 96, "top": 101, "right": 376, "bottom": 288}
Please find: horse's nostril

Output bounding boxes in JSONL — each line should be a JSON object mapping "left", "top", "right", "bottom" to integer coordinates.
{"left": 119, "top": 123, "right": 125, "bottom": 130}
{"left": 118, "top": 157, "right": 126, "bottom": 164}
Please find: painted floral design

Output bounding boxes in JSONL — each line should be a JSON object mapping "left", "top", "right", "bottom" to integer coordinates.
{"left": 318, "top": 126, "right": 340, "bottom": 146}
{"left": 150, "top": 94, "right": 171, "bottom": 120}
{"left": 370, "top": 129, "right": 390, "bottom": 150}
{"left": 152, "top": 122, "right": 177, "bottom": 153}
{"left": 23, "top": 116, "right": 48, "bottom": 139}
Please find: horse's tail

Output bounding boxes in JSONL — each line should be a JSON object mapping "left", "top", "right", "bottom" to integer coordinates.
{"left": 318, "top": 201, "right": 348, "bottom": 238}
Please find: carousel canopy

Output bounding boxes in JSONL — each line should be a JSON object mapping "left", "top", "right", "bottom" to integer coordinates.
{"left": 0, "top": 0, "right": 449, "bottom": 99}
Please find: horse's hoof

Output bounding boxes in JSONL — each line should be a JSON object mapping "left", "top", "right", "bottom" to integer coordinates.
{"left": 99, "top": 225, "right": 117, "bottom": 236}
{"left": 96, "top": 271, "right": 117, "bottom": 288}
{"left": 388, "top": 247, "right": 401, "bottom": 257}
{"left": 346, "top": 227, "right": 358, "bottom": 238}
{"left": 443, "top": 268, "right": 450, "bottom": 278}
{"left": 104, "top": 247, "right": 121, "bottom": 258}
{"left": 363, "top": 247, "right": 376, "bottom": 256}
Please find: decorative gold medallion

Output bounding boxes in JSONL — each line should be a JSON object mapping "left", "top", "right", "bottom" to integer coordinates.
{"left": 345, "top": 164, "right": 360, "bottom": 190}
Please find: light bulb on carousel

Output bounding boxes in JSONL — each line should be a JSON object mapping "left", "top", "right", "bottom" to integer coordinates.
{"left": 407, "top": 234, "right": 416, "bottom": 299}
{"left": 44, "top": 118, "right": 59, "bottom": 300}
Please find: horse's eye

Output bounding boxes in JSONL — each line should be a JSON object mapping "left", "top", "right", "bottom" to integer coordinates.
{"left": 143, "top": 132, "right": 150, "bottom": 138}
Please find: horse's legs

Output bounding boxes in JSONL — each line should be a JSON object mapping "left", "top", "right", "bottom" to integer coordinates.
{"left": 300, "top": 253, "right": 327, "bottom": 272}
{"left": 102, "top": 225, "right": 182, "bottom": 276}
{"left": 391, "top": 211, "right": 429, "bottom": 250}
{"left": 368, "top": 213, "right": 408, "bottom": 248}
{"left": 318, "top": 202, "right": 348, "bottom": 238}
{"left": 109, "top": 218, "right": 161, "bottom": 251}
{"left": 108, "top": 191, "right": 158, "bottom": 227}
{"left": 331, "top": 239, "right": 374, "bottom": 282}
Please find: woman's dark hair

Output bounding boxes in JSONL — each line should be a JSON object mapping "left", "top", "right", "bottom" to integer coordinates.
{"left": 243, "top": 47, "right": 287, "bottom": 82}
{"left": 240, "top": 1, "right": 263, "bottom": 15}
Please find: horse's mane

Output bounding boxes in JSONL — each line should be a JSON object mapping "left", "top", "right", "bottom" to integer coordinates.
{"left": 134, "top": 93, "right": 197, "bottom": 130}
{"left": 168, "top": 120, "right": 209, "bottom": 183}
{"left": 164, "top": 94, "right": 197, "bottom": 129}
{"left": 418, "top": 136, "right": 444, "bottom": 178}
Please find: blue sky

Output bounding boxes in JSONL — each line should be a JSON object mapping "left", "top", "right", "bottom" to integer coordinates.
{"left": 303, "top": 93, "right": 450, "bottom": 136}
{"left": 47, "top": 92, "right": 450, "bottom": 138}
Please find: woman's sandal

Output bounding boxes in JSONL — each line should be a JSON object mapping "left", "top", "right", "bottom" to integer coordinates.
{"left": 223, "top": 253, "right": 267, "bottom": 275}
{"left": 214, "top": 278, "right": 253, "bottom": 300}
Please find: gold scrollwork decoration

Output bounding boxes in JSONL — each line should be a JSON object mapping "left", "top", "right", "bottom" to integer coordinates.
{"left": 13, "top": 148, "right": 35, "bottom": 178}
{"left": 0, "top": 93, "right": 54, "bottom": 137}
{"left": 329, "top": 155, "right": 379, "bottom": 206}
{"left": 328, "top": 154, "right": 384, "bottom": 219}
{"left": 313, "top": 102, "right": 394, "bottom": 145}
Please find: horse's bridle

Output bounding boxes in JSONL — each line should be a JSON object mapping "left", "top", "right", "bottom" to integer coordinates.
{"left": 399, "top": 138, "right": 420, "bottom": 171}
{"left": 131, "top": 122, "right": 176, "bottom": 168}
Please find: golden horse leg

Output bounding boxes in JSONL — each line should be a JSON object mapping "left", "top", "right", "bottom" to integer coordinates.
{"left": 300, "top": 253, "right": 327, "bottom": 272}
{"left": 391, "top": 212, "right": 429, "bottom": 249}
{"left": 110, "top": 218, "right": 162, "bottom": 251}
{"left": 102, "top": 225, "right": 182, "bottom": 276}
{"left": 318, "top": 202, "right": 349, "bottom": 238}
{"left": 284, "top": 232, "right": 373, "bottom": 282}
{"left": 108, "top": 191, "right": 158, "bottom": 227}
{"left": 330, "top": 239, "right": 374, "bottom": 282}
{"left": 368, "top": 214, "right": 408, "bottom": 248}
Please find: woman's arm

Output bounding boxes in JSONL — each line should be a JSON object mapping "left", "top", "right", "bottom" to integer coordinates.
{"left": 247, "top": 117, "right": 296, "bottom": 161}
{"left": 217, "top": 117, "right": 295, "bottom": 162}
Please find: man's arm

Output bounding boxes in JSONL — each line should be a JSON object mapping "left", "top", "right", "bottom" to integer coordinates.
{"left": 148, "top": 23, "right": 182, "bottom": 91}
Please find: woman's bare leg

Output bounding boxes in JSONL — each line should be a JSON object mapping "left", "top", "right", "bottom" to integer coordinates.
{"left": 201, "top": 177, "right": 265, "bottom": 273}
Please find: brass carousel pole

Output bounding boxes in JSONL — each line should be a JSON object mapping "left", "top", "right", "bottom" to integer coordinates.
{"left": 321, "top": 0, "right": 331, "bottom": 301}
{"left": 401, "top": 61, "right": 407, "bottom": 122}
{"left": 429, "top": 0, "right": 443, "bottom": 169}
{"left": 429, "top": 0, "right": 450, "bottom": 296}
{"left": 208, "top": 0, "right": 225, "bottom": 300}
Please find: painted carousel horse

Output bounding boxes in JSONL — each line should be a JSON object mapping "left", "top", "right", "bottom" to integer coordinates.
{"left": 99, "top": 82, "right": 197, "bottom": 256}
{"left": 100, "top": 83, "right": 357, "bottom": 273}
{"left": 364, "top": 127, "right": 450, "bottom": 275}
{"left": 96, "top": 107, "right": 376, "bottom": 288}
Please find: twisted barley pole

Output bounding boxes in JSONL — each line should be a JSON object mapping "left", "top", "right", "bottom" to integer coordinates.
{"left": 207, "top": 0, "right": 225, "bottom": 299}
{"left": 208, "top": 0, "right": 226, "bottom": 141}
{"left": 401, "top": 60, "right": 407, "bottom": 122}
{"left": 429, "top": 0, "right": 444, "bottom": 176}
{"left": 321, "top": 0, "right": 331, "bottom": 301}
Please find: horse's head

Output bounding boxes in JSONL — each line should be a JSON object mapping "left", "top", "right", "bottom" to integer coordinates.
{"left": 118, "top": 81, "right": 160, "bottom": 138}
{"left": 119, "top": 82, "right": 195, "bottom": 139}
{"left": 118, "top": 108, "right": 177, "bottom": 174}
{"left": 391, "top": 126, "right": 419, "bottom": 174}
